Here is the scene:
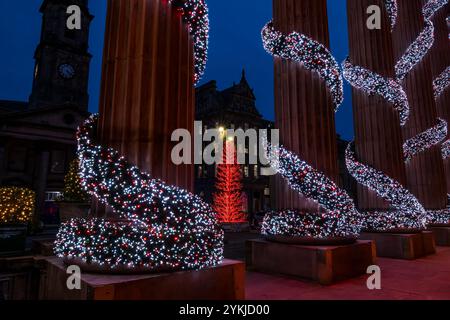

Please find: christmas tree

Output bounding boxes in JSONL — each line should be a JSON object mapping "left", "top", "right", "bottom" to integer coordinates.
{"left": 213, "top": 140, "right": 246, "bottom": 223}
{"left": 63, "top": 159, "right": 89, "bottom": 203}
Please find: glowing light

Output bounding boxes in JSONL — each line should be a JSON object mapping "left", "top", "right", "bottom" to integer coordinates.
{"left": 346, "top": 144, "right": 427, "bottom": 231}
{"left": 54, "top": 115, "right": 223, "bottom": 271}
{"left": 403, "top": 118, "right": 447, "bottom": 163}
{"left": 342, "top": 57, "right": 410, "bottom": 125}
{"left": 261, "top": 21, "right": 344, "bottom": 110}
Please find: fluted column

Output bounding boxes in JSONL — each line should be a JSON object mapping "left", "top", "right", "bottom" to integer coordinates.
{"left": 98, "top": 0, "right": 194, "bottom": 189}
{"left": 392, "top": 0, "right": 447, "bottom": 209}
{"left": 273, "top": 0, "right": 340, "bottom": 212}
{"left": 93, "top": 0, "right": 195, "bottom": 216}
{"left": 347, "top": 0, "right": 407, "bottom": 211}
{"left": 429, "top": 3, "right": 450, "bottom": 196}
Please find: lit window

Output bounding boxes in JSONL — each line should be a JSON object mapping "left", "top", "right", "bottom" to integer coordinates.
{"left": 254, "top": 165, "right": 259, "bottom": 178}
{"left": 264, "top": 188, "right": 270, "bottom": 196}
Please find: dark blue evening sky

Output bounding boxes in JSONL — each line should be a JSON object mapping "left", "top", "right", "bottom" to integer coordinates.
{"left": 0, "top": 0, "right": 353, "bottom": 140}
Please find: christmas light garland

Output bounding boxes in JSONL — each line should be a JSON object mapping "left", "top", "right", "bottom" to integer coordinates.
{"left": 395, "top": 20, "right": 434, "bottom": 81}
{"left": 0, "top": 187, "right": 35, "bottom": 224}
{"left": 345, "top": 144, "right": 427, "bottom": 231}
{"left": 342, "top": 57, "right": 410, "bottom": 125}
{"left": 393, "top": 0, "right": 450, "bottom": 224}
{"left": 261, "top": 21, "right": 344, "bottom": 110}
{"left": 169, "top": 0, "right": 209, "bottom": 83}
{"left": 258, "top": 17, "right": 362, "bottom": 239}
{"left": 385, "top": 0, "right": 398, "bottom": 30}
{"left": 433, "top": 66, "right": 450, "bottom": 99}
{"left": 260, "top": 141, "right": 362, "bottom": 238}
{"left": 54, "top": 115, "right": 223, "bottom": 271}
{"left": 442, "top": 140, "right": 450, "bottom": 159}
{"left": 403, "top": 118, "right": 448, "bottom": 162}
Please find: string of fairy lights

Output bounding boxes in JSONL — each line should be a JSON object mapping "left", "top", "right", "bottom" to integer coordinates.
{"left": 342, "top": 57, "right": 410, "bottom": 126}
{"left": 433, "top": 65, "right": 450, "bottom": 162}
{"left": 403, "top": 118, "right": 448, "bottom": 163}
{"left": 169, "top": 0, "right": 209, "bottom": 84}
{"left": 434, "top": 66, "right": 450, "bottom": 100}
{"left": 261, "top": 21, "right": 344, "bottom": 110}
{"left": 342, "top": 0, "right": 450, "bottom": 229}
{"left": 261, "top": 141, "right": 362, "bottom": 238}
{"left": 54, "top": 0, "right": 224, "bottom": 271}
{"left": 384, "top": 0, "right": 399, "bottom": 30}
{"left": 259, "top": 20, "right": 361, "bottom": 238}
{"left": 54, "top": 115, "right": 223, "bottom": 271}
{"left": 394, "top": 0, "right": 450, "bottom": 223}
{"left": 345, "top": 145, "right": 427, "bottom": 231}
{"left": 0, "top": 187, "right": 35, "bottom": 224}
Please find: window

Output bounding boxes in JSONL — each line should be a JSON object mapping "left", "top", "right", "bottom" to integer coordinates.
{"left": 264, "top": 187, "right": 270, "bottom": 196}
{"left": 254, "top": 165, "right": 259, "bottom": 178}
{"left": 244, "top": 166, "right": 249, "bottom": 178}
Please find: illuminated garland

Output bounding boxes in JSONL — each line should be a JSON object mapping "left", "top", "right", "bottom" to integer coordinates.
{"left": 345, "top": 144, "right": 427, "bottom": 231}
{"left": 395, "top": 20, "right": 434, "bottom": 81}
{"left": 259, "top": 17, "right": 363, "bottom": 239}
{"left": 54, "top": 116, "right": 223, "bottom": 271}
{"left": 170, "top": 0, "right": 209, "bottom": 83}
{"left": 427, "top": 209, "right": 450, "bottom": 225}
{"left": 442, "top": 140, "right": 450, "bottom": 159}
{"left": 261, "top": 21, "right": 344, "bottom": 109}
{"left": 342, "top": 57, "right": 410, "bottom": 125}
{"left": 403, "top": 118, "right": 448, "bottom": 162}
{"left": 261, "top": 141, "right": 362, "bottom": 238}
{"left": 385, "top": 0, "right": 398, "bottom": 30}
{"left": 423, "top": 0, "right": 449, "bottom": 21}
{"left": 433, "top": 66, "right": 450, "bottom": 99}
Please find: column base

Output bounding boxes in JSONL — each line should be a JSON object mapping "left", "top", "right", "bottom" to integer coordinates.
{"left": 41, "top": 257, "right": 245, "bottom": 300}
{"left": 431, "top": 226, "right": 450, "bottom": 246}
{"left": 245, "top": 239, "right": 376, "bottom": 285}
{"left": 359, "top": 231, "right": 436, "bottom": 259}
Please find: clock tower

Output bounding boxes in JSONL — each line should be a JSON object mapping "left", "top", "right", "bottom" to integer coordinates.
{"left": 29, "top": 0, "right": 93, "bottom": 110}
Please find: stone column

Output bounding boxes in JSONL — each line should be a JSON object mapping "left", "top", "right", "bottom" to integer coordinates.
{"left": 92, "top": 0, "right": 196, "bottom": 216}
{"left": 273, "top": 0, "right": 340, "bottom": 211}
{"left": 347, "top": 0, "right": 407, "bottom": 211}
{"left": 98, "top": 0, "right": 195, "bottom": 190}
{"left": 429, "top": 3, "right": 450, "bottom": 196}
{"left": 391, "top": 0, "right": 447, "bottom": 209}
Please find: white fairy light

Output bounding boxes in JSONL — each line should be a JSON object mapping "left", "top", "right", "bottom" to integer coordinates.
{"left": 261, "top": 21, "right": 344, "bottom": 110}
{"left": 54, "top": 115, "right": 224, "bottom": 271}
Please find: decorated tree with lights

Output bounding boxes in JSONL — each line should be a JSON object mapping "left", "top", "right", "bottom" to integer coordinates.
{"left": 62, "top": 159, "right": 89, "bottom": 203}
{"left": 213, "top": 141, "right": 246, "bottom": 223}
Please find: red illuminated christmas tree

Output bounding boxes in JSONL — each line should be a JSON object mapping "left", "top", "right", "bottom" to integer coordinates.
{"left": 213, "top": 141, "right": 246, "bottom": 223}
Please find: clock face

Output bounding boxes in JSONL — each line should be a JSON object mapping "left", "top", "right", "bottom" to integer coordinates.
{"left": 58, "top": 63, "right": 76, "bottom": 79}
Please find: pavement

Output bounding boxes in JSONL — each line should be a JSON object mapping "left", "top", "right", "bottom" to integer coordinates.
{"left": 224, "top": 232, "right": 450, "bottom": 300}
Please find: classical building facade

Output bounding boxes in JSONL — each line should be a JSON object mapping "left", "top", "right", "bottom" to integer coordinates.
{"left": 0, "top": 0, "right": 92, "bottom": 225}
{"left": 195, "top": 71, "right": 275, "bottom": 217}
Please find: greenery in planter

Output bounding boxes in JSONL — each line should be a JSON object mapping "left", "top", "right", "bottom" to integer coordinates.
{"left": 0, "top": 187, "right": 35, "bottom": 224}
{"left": 62, "top": 159, "right": 90, "bottom": 203}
